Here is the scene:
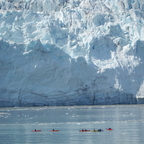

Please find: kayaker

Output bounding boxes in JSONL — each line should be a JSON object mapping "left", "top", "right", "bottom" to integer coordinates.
{"left": 107, "top": 128, "right": 112, "bottom": 130}
{"left": 98, "top": 129, "right": 102, "bottom": 131}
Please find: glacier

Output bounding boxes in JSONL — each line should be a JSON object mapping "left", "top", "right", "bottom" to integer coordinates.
{"left": 0, "top": 0, "right": 144, "bottom": 107}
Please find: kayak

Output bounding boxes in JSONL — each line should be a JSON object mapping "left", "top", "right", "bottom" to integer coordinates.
{"left": 50, "top": 130, "right": 59, "bottom": 132}
{"left": 106, "top": 128, "right": 113, "bottom": 130}
{"left": 91, "top": 130, "right": 98, "bottom": 132}
{"left": 92, "top": 129, "right": 103, "bottom": 132}
{"left": 79, "top": 130, "right": 90, "bottom": 132}
{"left": 32, "top": 130, "right": 41, "bottom": 132}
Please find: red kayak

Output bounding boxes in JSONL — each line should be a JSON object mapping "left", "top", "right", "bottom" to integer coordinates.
{"left": 79, "top": 130, "right": 91, "bottom": 132}
{"left": 32, "top": 130, "right": 41, "bottom": 132}
{"left": 106, "top": 128, "right": 113, "bottom": 130}
{"left": 50, "top": 130, "right": 59, "bottom": 132}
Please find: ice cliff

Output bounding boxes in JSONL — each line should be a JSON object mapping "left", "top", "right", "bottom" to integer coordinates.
{"left": 0, "top": 0, "right": 144, "bottom": 107}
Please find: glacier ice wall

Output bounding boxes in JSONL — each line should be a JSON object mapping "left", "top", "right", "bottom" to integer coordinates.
{"left": 0, "top": 0, "right": 144, "bottom": 106}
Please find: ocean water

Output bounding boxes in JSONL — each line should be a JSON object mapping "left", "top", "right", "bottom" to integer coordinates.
{"left": 0, "top": 105, "right": 144, "bottom": 144}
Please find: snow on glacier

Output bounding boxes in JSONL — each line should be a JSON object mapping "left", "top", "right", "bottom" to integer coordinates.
{"left": 0, "top": 0, "right": 144, "bottom": 106}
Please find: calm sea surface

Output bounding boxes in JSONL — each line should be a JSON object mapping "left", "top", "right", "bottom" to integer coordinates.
{"left": 0, "top": 105, "right": 144, "bottom": 144}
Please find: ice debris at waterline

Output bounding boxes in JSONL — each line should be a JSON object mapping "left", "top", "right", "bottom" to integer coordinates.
{"left": 0, "top": 0, "right": 144, "bottom": 107}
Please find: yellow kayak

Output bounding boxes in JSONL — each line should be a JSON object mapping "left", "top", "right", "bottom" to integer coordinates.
{"left": 91, "top": 130, "right": 98, "bottom": 132}
{"left": 91, "top": 129, "right": 104, "bottom": 132}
